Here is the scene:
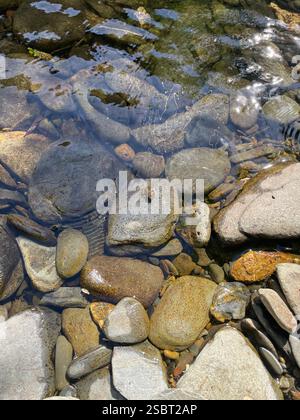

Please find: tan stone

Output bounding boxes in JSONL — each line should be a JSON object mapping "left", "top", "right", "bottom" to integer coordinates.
{"left": 62, "top": 308, "right": 100, "bottom": 356}
{"left": 149, "top": 276, "right": 217, "bottom": 351}
{"left": 258, "top": 289, "right": 297, "bottom": 334}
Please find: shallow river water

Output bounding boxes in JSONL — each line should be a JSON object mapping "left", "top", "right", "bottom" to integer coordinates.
{"left": 0, "top": 0, "right": 300, "bottom": 401}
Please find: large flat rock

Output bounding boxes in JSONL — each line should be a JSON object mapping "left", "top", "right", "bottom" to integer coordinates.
{"left": 214, "top": 163, "right": 300, "bottom": 245}
{"left": 178, "top": 327, "right": 283, "bottom": 401}
{"left": 0, "top": 309, "right": 61, "bottom": 400}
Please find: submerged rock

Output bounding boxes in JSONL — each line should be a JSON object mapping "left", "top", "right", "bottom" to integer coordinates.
{"left": 7, "top": 214, "right": 56, "bottom": 245}
{"left": 107, "top": 196, "right": 178, "bottom": 251}
{"left": 132, "top": 152, "right": 165, "bottom": 178}
{"left": 0, "top": 87, "right": 33, "bottom": 130}
{"left": 149, "top": 276, "right": 217, "bottom": 351}
{"left": 166, "top": 148, "right": 231, "bottom": 195}
{"left": 103, "top": 297, "right": 149, "bottom": 344}
{"left": 185, "top": 115, "right": 234, "bottom": 148}
{"left": 0, "top": 309, "right": 61, "bottom": 400}
{"left": 39, "top": 287, "right": 89, "bottom": 309}
{"left": 0, "top": 220, "right": 24, "bottom": 302}
{"left": 214, "top": 163, "right": 300, "bottom": 245}
{"left": 56, "top": 229, "right": 89, "bottom": 279}
{"left": 112, "top": 341, "right": 168, "bottom": 400}
{"left": 263, "top": 95, "right": 300, "bottom": 125}
{"left": 28, "top": 139, "right": 125, "bottom": 224}
{"left": 55, "top": 335, "right": 73, "bottom": 392}
{"left": 178, "top": 327, "right": 283, "bottom": 400}
{"left": 17, "top": 237, "right": 63, "bottom": 293}
{"left": 13, "top": 0, "right": 87, "bottom": 51}
{"left": 62, "top": 307, "right": 100, "bottom": 356}
{"left": 81, "top": 256, "right": 164, "bottom": 308}
{"left": 0, "top": 131, "right": 51, "bottom": 183}
{"left": 132, "top": 94, "right": 229, "bottom": 154}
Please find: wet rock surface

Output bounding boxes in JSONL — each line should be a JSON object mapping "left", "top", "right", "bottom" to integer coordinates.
{"left": 62, "top": 307, "right": 100, "bottom": 356}
{"left": 214, "top": 164, "right": 300, "bottom": 245}
{"left": 0, "top": 309, "right": 61, "bottom": 400}
{"left": 210, "top": 282, "right": 251, "bottom": 322}
{"left": 112, "top": 340, "right": 168, "bottom": 400}
{"left": 28, "top": 139, "right": 125, "bottom": 224}
{"left": 81, "top": 256, "right": 164, "bottom": 308}
{"left": 103, "top": 297, "right": 150, "bottom": 344}
{"left": 149, "top": 276, "right": 217, "bottom": 351}
{"left": 178, "top": 327, "right": 283, "bottom": 401}
{"left": 1, "top": 0, "right": 300, "bottom": 401}
{"left": 17, "top": 237, "right": 63, "bottom": 293}
{"left": 166, "top": 148, "right": 231, "bottom": 195}
{"left": 0, "top": 220, "right": 24, "bottom": 302}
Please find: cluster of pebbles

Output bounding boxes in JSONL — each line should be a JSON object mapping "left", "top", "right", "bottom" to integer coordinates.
{"left": 0, "top": 0, "right": 300, "bottom": 402}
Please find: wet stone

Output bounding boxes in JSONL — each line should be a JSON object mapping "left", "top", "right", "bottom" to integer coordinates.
{"left": 210, "top": 282, "right": 251, "bottom": 323}
{"left": 230, "top": 251, "right": 300, "bottom": 283}
{"left": 103, "top": 297, "right": 150, "bottom": 344}
{"left": 241, "top": 318, "right": 278, "bottom": 358}
{"left": 151, "top": 239, "right": 183, "bottom": 258}
{"left": 289, "top": 334, "right": 300, "bottom": 369}
{"left": 185, "top": 115, "right": 234, "bottom": 148}
{"left": 252, "top": 294, "right": 293, "bottom": 360}
{"left": 277, "top": 263, "right": 300, "bottom": 316}
{"left": 208, "top": 264, "right": 225, "bottom": 285}
{"left": 0, "top": 87, "right": 33, "bottom": 130}
{"left": 0, "top": 309, "right": 61, "bottom": 400}
{"left": 76, "top": 367, "right": 120, "bottom": 401}
{"left": 56, "top": 229, "right": 89, "bottom": 279}
{"left": 132, "top": 94, "right": 229, "bottom": 154}
{"left": 67, "top": 345, "right": 112, "bottom": 380}
{"left": 112, "top": 341, "right": 168, "bottom": 400}
{"left": 13, "top": 0, "right": 87, "bottom": 51}
{"left": 178, "top": 327, "right": 283, "bottom": 401}
{"left": 7, "top": 214, "right": 56, "bottom": 245}
{"left": 55, "top": 335, "right": 73, "bottom": 392}
{"left": 259, "top": 347, "right": 284, "bottom": 377}
{"left": 39, "top": 287, "right": 89, "bottom": 309}
{"left": 81, "top": 256, "right": 164, "bottom": 308}
{"left": 166, "top": 148, "right": 231, "bottom": 195}
{"left": 28, "top": 139, "right": 125, "bottom": 224}
{"left": 258, "top": 288, "right": 297, "bottom": 334}
{"left": 214, "top": 163, "right": 300, "bottom": 245}
{"left": 149, "top": 276, "right": 217, "bottom": 351}
{"left": 0, "top": 164, "right": 17, "bottom": 189}
{"left": 0, "top": 220, "right": 24, "bottom": 302}
{"left": 0, "top": 131, "right": 52, "bottom": 183}
{"left": 89, "top": 302, "right": 115, "bottom": 329}
{"left": 230, "top": 145, "right": 276, "bottom": 164}
{"left": 172, "top": 253, "right": 197, "bottom": 276}
{"left": 263, "top": 95, "right": 300, "bottom": 125}
{"left": 62, "top": 307, "right": 100, "bottom": 357}
{"left": 132, "top": 152, "right": 165, "bottom": 178}
{"left": 17, "top": 237, "right": 63, "bottom": 293}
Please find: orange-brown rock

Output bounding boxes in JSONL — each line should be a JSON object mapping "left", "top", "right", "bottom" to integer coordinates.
{"left": 114, "top": 143, "right": 136, "bottom": 162}
{"left": 89, "top": 302, "right": 115, "bottom": 329}
{"left": 81, "top": 256, "right": 164, "bottom": 308}
{"left": 230, "top": 251, "right": 300, "bottom": 283}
